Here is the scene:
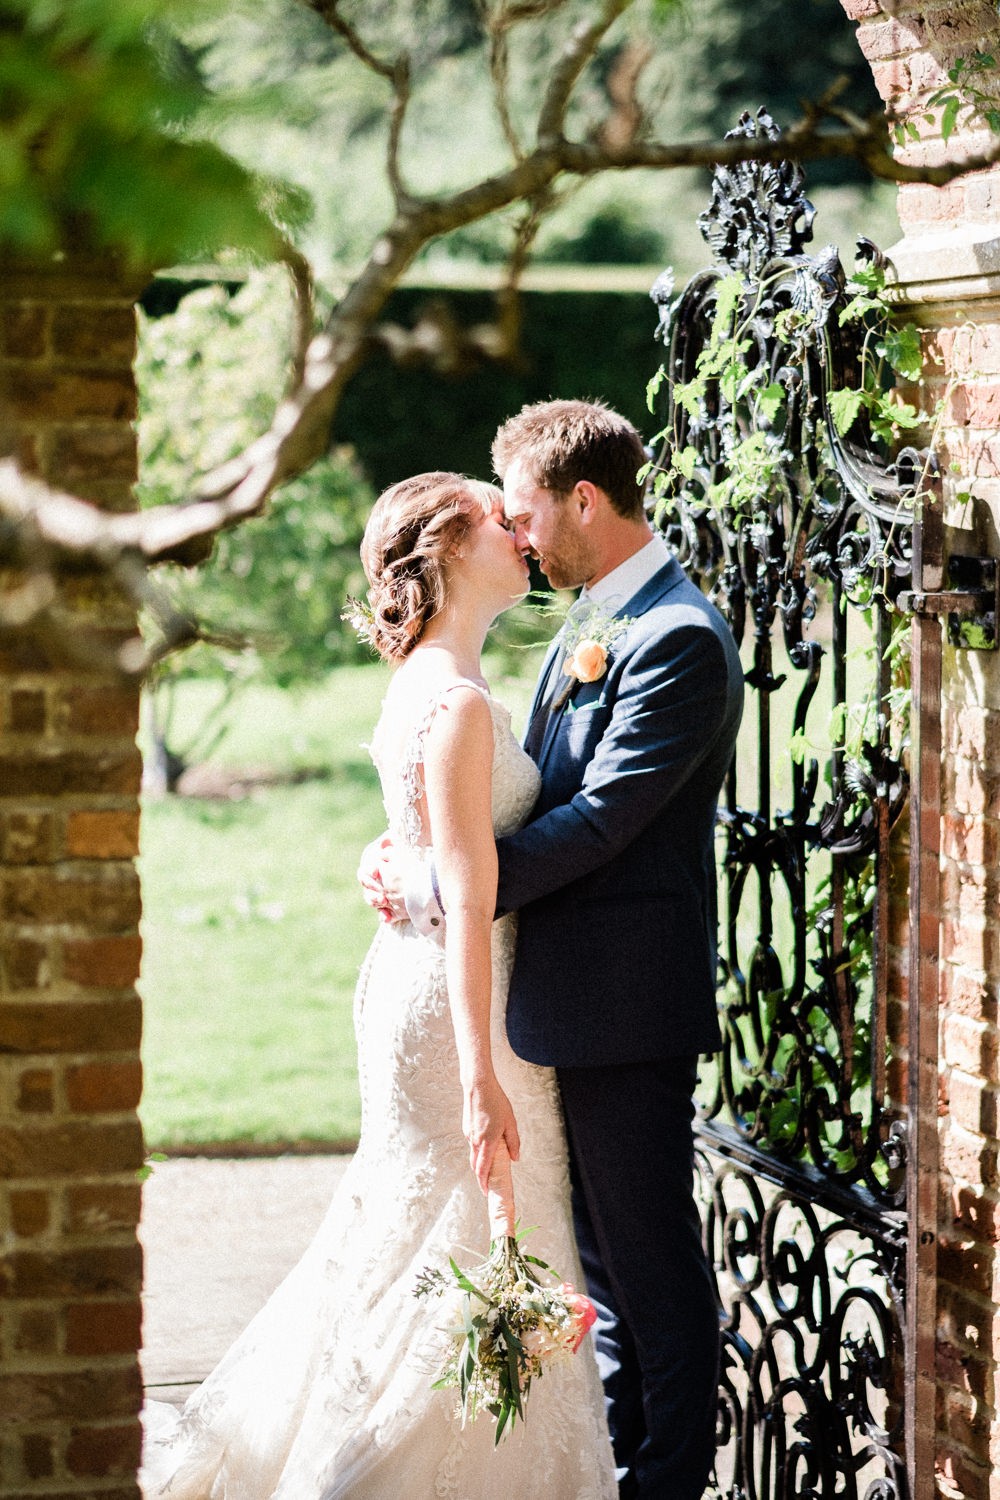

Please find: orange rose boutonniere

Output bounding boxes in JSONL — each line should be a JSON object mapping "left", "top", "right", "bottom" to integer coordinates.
{"left": 553, "top": 604, "right": 635, "bottom": 709}
{"left": 566, "top": 638, "right": 608, "bottom": 683}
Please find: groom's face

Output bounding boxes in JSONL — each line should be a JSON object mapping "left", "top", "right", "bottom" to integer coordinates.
{"left": 502, "top": 456, "right": 596, "bottom": 591}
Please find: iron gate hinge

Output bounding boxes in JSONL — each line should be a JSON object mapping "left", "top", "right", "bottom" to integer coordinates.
{"left": 899, "top": 554, "right": 999, "bottom": 650}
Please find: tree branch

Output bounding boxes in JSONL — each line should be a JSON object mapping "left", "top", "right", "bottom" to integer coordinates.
{"left": 5, "top": 97, "right": 1000, "bottom": 576}
{"left": 483, "top": 12, "right": 523, "bottom": 161}
{"left": 483, "top": 0, "right": 577, "bottom": 158}
{"left": 497, "top": 0, "right": 572, "bottom": 21}
{"left": 537, "top": 0, "right": 631, "bottom": 146}
{"left": 305, "top": 1, "right": 413, "bottom": 206}
{"left": 279, "top": 237, "right": 316, "bottom": 387}
{"left": 597, "top": 37, "right": 653, "bottom": 154}
{"left": 305, "top": 0, "right": 394, "bottom": 80}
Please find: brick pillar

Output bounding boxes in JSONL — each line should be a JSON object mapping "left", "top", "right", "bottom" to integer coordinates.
{"left": 0, "top": 259, "right": 145, "bottom": 1498}
{"left": 841, "top": 4, "right": 1000, "bottom": 1496}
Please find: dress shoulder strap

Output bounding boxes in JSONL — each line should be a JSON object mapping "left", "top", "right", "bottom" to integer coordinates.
{"left": 437, "top": 677, "right": 491, "bottom": 704}
{"left": 395, "top": 680, "right": 492, "bottom": 847}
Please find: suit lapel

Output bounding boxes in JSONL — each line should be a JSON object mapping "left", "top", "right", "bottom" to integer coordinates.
{"left": 611, "top": 553, "right": 685, "bottom": 619}
{"left": 536, "top": 680, "right": 568, "bottom": 772}
{"left": 524, "top": 637, "right": 565, "bottom": 760}
{"left": 530, "top": 555, "right": 688, "bottom": 773}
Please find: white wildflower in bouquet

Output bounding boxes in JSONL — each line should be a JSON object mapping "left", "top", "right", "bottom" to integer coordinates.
{"left": 414, "top": 1145, "right": 597, "bottom": 1445}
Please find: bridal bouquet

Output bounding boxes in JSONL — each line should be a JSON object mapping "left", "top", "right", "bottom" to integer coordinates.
{"left": 414, "top": 1146, "right": 597, "bottom": 1444}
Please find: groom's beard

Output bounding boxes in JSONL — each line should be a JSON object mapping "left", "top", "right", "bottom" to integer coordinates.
{"left": 535, "top": 534, "right": 596, "bottom": 592}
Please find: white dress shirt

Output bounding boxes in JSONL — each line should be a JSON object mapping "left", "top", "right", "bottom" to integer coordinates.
{"left": 580, "top": 531, "right": 670, "bottom": 611}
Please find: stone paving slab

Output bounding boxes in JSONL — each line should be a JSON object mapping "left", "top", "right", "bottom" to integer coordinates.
{"left": 140, "top": 1154, "right": 351, "bottom": 1407}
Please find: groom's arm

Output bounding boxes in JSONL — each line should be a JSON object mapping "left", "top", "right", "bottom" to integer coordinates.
{"left": 495, "top": 622, "right": 733, "bottom": 916}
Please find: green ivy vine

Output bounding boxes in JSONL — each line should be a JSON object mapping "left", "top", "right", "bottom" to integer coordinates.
{"left": 894, "top": 49, "right": 1000, "bottom": 147}
{"left": 644, "top": 258, "right": 930, "bottom": 1131}
{"left": 644, "top": 260, "right": 930, "bottom": 532}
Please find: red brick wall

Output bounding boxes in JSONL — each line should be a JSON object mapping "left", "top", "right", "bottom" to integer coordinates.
{"left": 841, "top": 4, "right": 1000, "bottom": 1496}
{"left": 1, "top": 260, "right": 144, "bottom": 1499}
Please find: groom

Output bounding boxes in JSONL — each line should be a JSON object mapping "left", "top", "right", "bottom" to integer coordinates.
{"left": 368, "top": 398, "right": 743, "bottom": 1499}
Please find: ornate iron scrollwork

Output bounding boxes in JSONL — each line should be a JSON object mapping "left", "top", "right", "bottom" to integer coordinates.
{"left": 649, "top": 108, "right": 926, "bottom": 1498}
{"left": 699, "top": 1149, "right": 907, "bottom": 1500}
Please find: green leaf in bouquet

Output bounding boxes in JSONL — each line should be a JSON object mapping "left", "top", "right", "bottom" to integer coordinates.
{"left": 449, "top": 1257, "right": 488, "bottom": 1302}
{"left": 494, "top": 1402, "right": 512, "bottom": 1445}
{"left": 506, "top": 1342, "right": 525, "bottom": 1416}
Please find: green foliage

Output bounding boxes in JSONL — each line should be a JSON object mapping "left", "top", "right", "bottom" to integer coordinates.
{"left": 1, "top": 0, "right": 902, "bottom": 287}
{"left": 646, "top": 270, "right": 796, "bottom": 525}
{"left": 646, "top": 262, "right": 930, "bottom": 538}
{"left": 137, "top": 269, "right": 375, "bottom": 685}
{"left": 156, "top": 0, "right": 887, "bottom": 280}
{"left": 333, "top": 283, "right": 665, "bottom": 493}
{"left": 877, "top": 323, "right": 923, "bottom": 383}
{"left": 899, "top": 50, "right": 1000, "bottom": 147}
{"left": 788, "top": 611, "right": 912, "bottom": 773}
{"left": 832, "top": 263, "right": 925, "bottom": 446}
{"left": 138, "top": 272, "right": 290, "bottom": 497}
{"left": 541, "top": 203, "right": 665, "bottom": 266}
{"left": 0, "top": 0, "right": 302, "bottom": 266}
{"left": 160, "top": 461, "right": 374, "bottom": 685}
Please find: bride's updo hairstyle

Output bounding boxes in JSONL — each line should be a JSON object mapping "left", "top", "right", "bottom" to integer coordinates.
{"left": 359, "top": 471, "right": 500, "bottom": 664}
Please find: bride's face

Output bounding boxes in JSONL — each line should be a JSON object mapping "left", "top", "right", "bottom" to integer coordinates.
{"left": 458, "top": 502, "right": 531, "bottom": 614}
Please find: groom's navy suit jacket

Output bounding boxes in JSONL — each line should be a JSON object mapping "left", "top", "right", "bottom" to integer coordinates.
{"left": 496, "top": 553, "right": 744, "bottom": 1068}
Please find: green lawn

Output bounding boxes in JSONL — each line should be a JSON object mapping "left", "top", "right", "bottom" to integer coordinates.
{"left": 138, "top": 656, "right": 542, "bottom": 1149}
{"left": 139, "top": 665, "right": 386, "bottom": 1147}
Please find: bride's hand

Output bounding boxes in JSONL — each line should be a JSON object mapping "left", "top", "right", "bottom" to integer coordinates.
{"left": 357, "top": 834, "right": 406, "bottom": 922}
{"left": 462, "top": 1075, "right": 521, "bottom": 1196}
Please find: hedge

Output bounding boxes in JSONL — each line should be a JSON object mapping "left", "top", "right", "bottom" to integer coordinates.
{"left": 332, "top": 283, "right": 666, "bottom": 491}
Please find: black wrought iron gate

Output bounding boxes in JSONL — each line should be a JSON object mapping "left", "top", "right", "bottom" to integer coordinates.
{"left": 645, "top": 112, "right": 951, "bottom": 1500}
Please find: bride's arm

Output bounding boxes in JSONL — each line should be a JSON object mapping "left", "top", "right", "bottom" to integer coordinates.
{"left": 422, "top": 688, "right": 520, "bottom": 1195}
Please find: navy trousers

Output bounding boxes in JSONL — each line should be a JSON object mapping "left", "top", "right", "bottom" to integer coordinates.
{"left": 557, "top": 1058, "right": 719, "bottom": 1500}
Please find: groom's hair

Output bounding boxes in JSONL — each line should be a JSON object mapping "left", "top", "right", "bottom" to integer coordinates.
{"left": 491, "top": 399, "right": 646, "bottom": 520}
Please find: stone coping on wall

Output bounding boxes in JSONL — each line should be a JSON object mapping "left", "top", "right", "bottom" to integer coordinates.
{"left": 886, "top": 223, "right": 1000, "bottom": 304}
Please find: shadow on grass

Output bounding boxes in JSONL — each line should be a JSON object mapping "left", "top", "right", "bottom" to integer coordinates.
{"left": 154, "top": 1136, "right": 360, "bottom": 1158}
{"left": 170, "top": 757, "right": 380, "bottom": 806}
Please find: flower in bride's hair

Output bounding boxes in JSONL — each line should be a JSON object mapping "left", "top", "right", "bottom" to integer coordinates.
{"left": 565, "top": 638, "right": 607, "bottom": 683}
{"left": 342, "top": 595, "right": 376, "bottom": 648}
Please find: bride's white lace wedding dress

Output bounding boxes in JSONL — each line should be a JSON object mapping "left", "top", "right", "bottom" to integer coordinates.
{"left": 141, "top": 683, "right": 617, "bottom": 1500}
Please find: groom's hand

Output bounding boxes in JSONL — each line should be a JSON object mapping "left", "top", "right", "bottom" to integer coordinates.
{"left": 357, "top": 834, "right": 407, "bottom": 923}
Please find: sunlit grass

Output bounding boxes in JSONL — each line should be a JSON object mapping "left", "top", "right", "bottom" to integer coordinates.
{"left": 139, "top": 665, "right": 387, "bottom": 1148}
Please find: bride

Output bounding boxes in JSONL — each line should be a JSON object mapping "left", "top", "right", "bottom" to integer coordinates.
{"left": 140, "top": 471, "right": 617, "bottom": 1499}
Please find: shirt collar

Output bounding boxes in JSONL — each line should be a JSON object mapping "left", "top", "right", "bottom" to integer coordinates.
{"left": 580, "top": 533, "right": 670, "bottom": 612}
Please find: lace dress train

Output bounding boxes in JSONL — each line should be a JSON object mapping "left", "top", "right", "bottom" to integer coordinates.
{"left": 140, "top": 685, "right": 616, "bottom": 1499}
